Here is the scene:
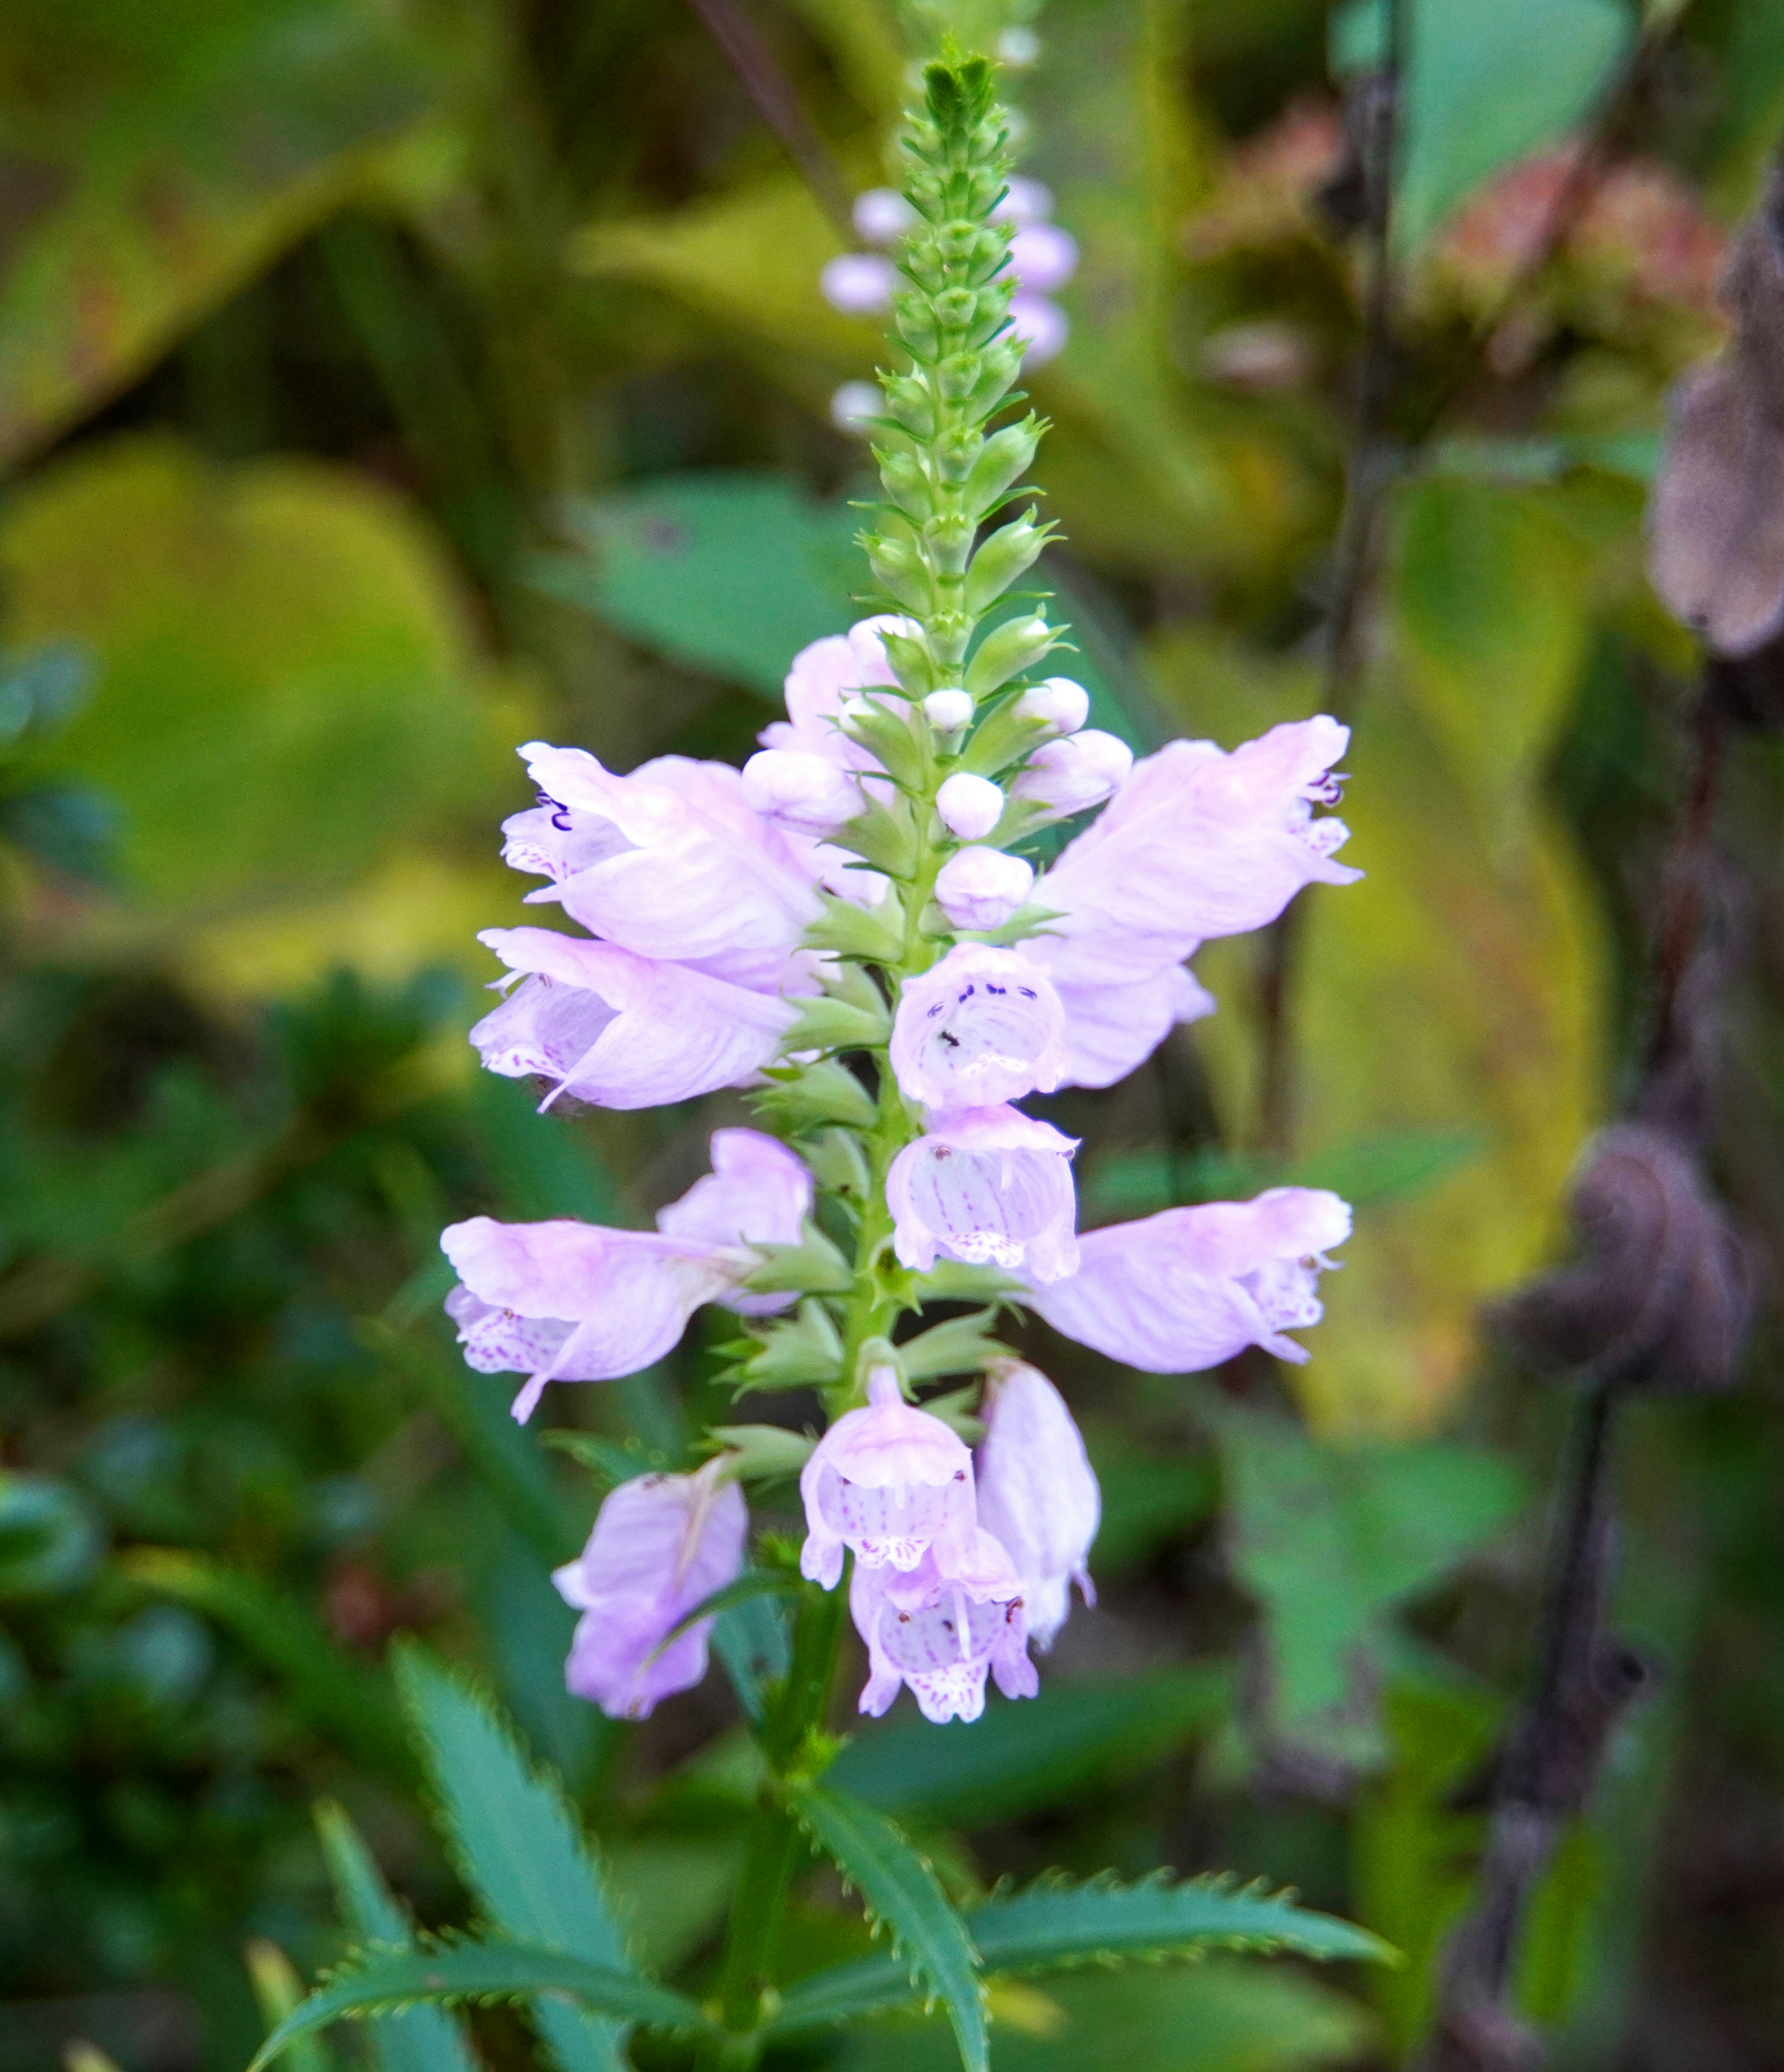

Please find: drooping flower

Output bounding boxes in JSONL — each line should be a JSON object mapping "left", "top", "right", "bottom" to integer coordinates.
{"left": 552, "top": 1461, "right": 748, "bottom": 1719}
{"left": 1010, "top": 728, "right": 1133, "bottom": 818}
{"left": 1029, "top": 1187, "right": 1352, "bottom": 1371}
{"left": 933, "top": 845, "right": 1034, "bottom": 931}
{"left": 851, "top": 1529, "right": 1039, "bottom": 1723}
{"left": 799, "top": 1365, "right": 976, "bottom": 1590}
{"left": 470, "top": 928, "right": 798, "bottom": 1110}
{"left": 886, "top": 1105, "right": 1079, "bottom": 1281}
{"left": 443, "top": 1133, "right": 811, "bottom": 1421}
{"left": 654, "top": 1128, "right": 813, "bottom": 1317}
{"left": 889, "top": 944, "right": 1067, "bottom": 1108}
{"left": 973, "top": 1361, "right": 1099, "bottom": 1649}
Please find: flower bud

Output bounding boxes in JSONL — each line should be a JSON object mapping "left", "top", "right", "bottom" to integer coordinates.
{"left": 881, "top": 373, "right": 935, "bottom": 439}
{"left": 963, "top": 419, "right": 1042, "bottom": 510}
{"left": 923, "top": 688, "right": 974, "bottom": 733}
{"left": 1010, "top": 223, "right": 1078, "bottom": 295}
{"left": 934, "top": 845, "right": 1034, "bottom": 930}
{"left": 1010, "top": 729, "right": 1132, "bottom": 818}
{"left": 1016, "top": 677, "right": 1089, "bottom": 734}
{"left": 936, "top": 771, "right": 1006, "bottom": 840}
{"left": 965, "top": 613, "right": 1055, "bottom": 695}
{"left": 742, "top": 748, "right": 862, "bottom": 834}
{"left": 934, "top": 285, "right": 981, "bottom": 330}
{"left": 964, "top": 513, "right": 1047, "bottom": 615}
{"left": 820, "top": 253, "right": 896, "bottom": 315}
{"left": 854, "top": 188, "right": 918, "bottom": 243}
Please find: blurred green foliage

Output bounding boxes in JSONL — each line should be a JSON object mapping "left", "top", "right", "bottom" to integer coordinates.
{"left": 2, "top": 0, "right": 1784, "bottom": 2067}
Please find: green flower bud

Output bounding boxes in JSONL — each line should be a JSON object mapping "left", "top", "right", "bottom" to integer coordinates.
{"left": 882, "top": 374, "right": 936, "bottom": 439}
{"left": 937, "top": 428, "right": 984, "bottom": 483}
{"left": 894, "top": 292, "right": 942, "bottom": 359}
{"left": 963, "top": 343, "right": 1024, "bottom": 414}
{"left": 964, "top": 513, "right": 1050, "bottom": 614}
{"left": 965, "top": 612, "right": 1056, "bottom": 695}
{"left": 937, "top": 352, "right": 984, "bottom": 401}
{"left": 864, "top": 532, "right": 933, "bottom": 612}
{"left": 877, "top": 446, "right": 933, "bottom": 521}
{"left": 963, "top": 418, "right": 1042, "bottom": 510}
{"left": 933, "top": 285, "right": 980, "bottom": 331}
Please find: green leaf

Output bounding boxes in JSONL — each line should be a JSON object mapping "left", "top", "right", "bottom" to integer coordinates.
{"left": 707, "top": 1423, "right": 817, "bottom": 1480}
{"left": 645, "top": 1569, "right": 803, "bottom": 1665}
{"left": 245, "top": 1941, "right": 706, "bottom": 2072}
{"left": 1219, "top": 1412, "right": 1527, "bottom": 1764}
{"left": 751, "top": 1058, "right": 881, "bottom": 1133}
{"left": 780, "top": 993, "right": 894, "bottom": 1055}
{"left": 767, "top": 1874, "right": 1393, "bottom": 2038}
{"left": 526, "top": 473, "right": 861, "bottom": 699}
{"left": 828, "top": 1667, "right": 1231, "bottom": 1828}
{"left": 119, "top": 1548, "right": 414, "bottom": 1786}
{"left": 0, "top": 0, "right": 446, "bottom": 463}
{"left": 897, "top": 1310, "right": 1010, "bottom": 1384}
{"left": 314, "top": 1802, "right": 479, "bottom": 2072}
{"left": 1, "top": 435, "right": 518, "bottom": 911}
{"left": 394, "top": 1645, "right": 632, "bottom": 2072}
{"left": 727, "top": 1299, "right": 846, "bottom": 1394}
{"left": 741, "top": 1225, "right": 855, "bottom": 1298}
{"left": 803, "top": 890, "right": 909, "bottom": 964}
{"left": 789, "top": 1782, "right": 988, "bottom": 2072}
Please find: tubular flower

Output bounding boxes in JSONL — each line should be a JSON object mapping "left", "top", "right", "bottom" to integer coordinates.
{"left": 973, "top": 1361, "right": 1100, "bottom": 1649}
{"left": 886, "top": 1105, "right": 1079, "bottom": 1281}
{"left": 758, "top": 616, "right": 915, "bottom": 774}
{"left": 653, "top": 1128, "right": 813, "bottom": 1316}
{"left": 889, "top": 944, "right": 1067, "bottom": 1108}
{"left": 443, "top": 1132, "right": 810, "bottom": 1422}
{"left": 852, "top": 1530, "right": 1039, "bottom": 1724}
{"left": 799, "top": 1366, "right": 977, "bottom": 1589}
{"left": 1029, "top": 1187, "right": 1353, "bottom": 1372}
{"left": 470, "top": 928, "right": 797, "bottom": 1110}
{"left": 740, "top": 748, "right": 864, "bottom": 834}
{"left": 552, "top": 1461, "right": 748, "bottom": 1719}
{"left": 1023, "top": 933, "right": 1217, "bottom": 1093}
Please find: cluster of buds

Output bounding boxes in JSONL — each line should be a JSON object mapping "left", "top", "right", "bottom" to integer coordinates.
{"left": 437, "top": 55, "right": 1361, "bottom": 1728}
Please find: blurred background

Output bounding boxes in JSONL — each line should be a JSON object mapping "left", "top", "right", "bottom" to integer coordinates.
{"left": 2, "top": 0, "right": 1783, "bottom": 2067}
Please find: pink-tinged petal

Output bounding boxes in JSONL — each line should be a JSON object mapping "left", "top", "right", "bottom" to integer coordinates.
{"left": 889, "top": 945, "right": 1068, "bottom": 1108}
{"left": 741, "top": 749, "right": 864, "bottom": 833}
{"left": 799, "top": 1367, "right": 976, "bottom": 1588}
{"left": 933, "top": 846, "right": 1034, "bottom": 932}
{"left": 472, "top": 930, "right": 797, "bottom": 1109}
{"left": 1010, "top": 729, "right": 1131, "bottom": 819}
{"left": 1038, "top": 721, "right": 1360, "bottom": 956}
{"left": 762, "top": 617, "right": 915, "bottom": 773}
{"left": 500, "top": 800, "right": 633, "bottom": 883}
{"left": 540, "top": 757, "right": 823, "bottom": 986}
{"left": 551, "top": 1466, "right": 748, "bottom": 1718}
{"left": 974, "top": 1361, "right": 1099, "bottom": 1649}
{"left": 936, "top": 772, "right": 1005, "bottom": 840}
{"left": 656, "top": 1128, "right": 813, "bottom": 1316}
{"left": 886, "top": 1106, "right": 1079, "bottom": 1281}
{"left": 445, "top": 1285, "right": 573, "bottom": 1376}
{"left": 1024, "top": 936, "right": 1216, "bottom": 1090}
{"left": 1015, "top": 678, "right": 1089, "bottom": 734}
{"left": 518, "top": 742, "right": 686, "bottom": 845}
{"left": 1028, "top": 1187, "right": 1351, "bottom": 1372}
{"left": 848, "top": 1533, "right": 1036, "bottom": 1724}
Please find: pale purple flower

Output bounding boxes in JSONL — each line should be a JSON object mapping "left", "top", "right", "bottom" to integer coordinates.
{"left": 552, "top": 1462, "right": 748, "bottom": 1719}
{"left": 1029, "top": 1187, "right": 1352, "bottom": 1372}
{"left": 1010, "top": 222, "right": 1078, "bottom": 295}
{"left": 923, "top": 688, "right": 975, "bottom": 733}
{"left": 887, "top": 1105, "right": 1079, "bottom": 1281}
{"left": 936, "top": 771, "right": 1005, "bottom": 840}
{"left": 852, "top": 1530, "right": 1039, "bottom": 1723}
{"left": 1016, "top": 677, "right": 1089, "bottom": 735}
{"left": 993, "top": 177, "right": 1054, "bottom": 227}
{"left": 1009, "top": 293, "right": 1068, "bottom": 367}
{"left": 933, "top": 845, "right": 1034, "bottom": 931}
{"left": 443, "top": 1133, "right": 810, "bottom": 1422}
{"left": 760, "top": 616, "right": 914, "bottom": 774}
{"left": 1011, "top": 728, "right": 1133, "bottom": 819}
{"left": 821, "top": 252, "right": 897, "bottom": 315}
{"left": 515, "top": 747, "right": 823, "bottom": 990}
{"left": 974, "top": 1361, "right": 1099, "bottom": 1649}
{"left": 854, "top": 188, "right": 918, "bottom": 243}
{"left": 471, "top": 927, "right": 797, "bottom": 1110}
{"left": 741, "top": 748, "right": 863, "bottom": 834}
{"left": 654, "top": 1127, "right": 813, "bottom": 1317}
{"left": 890, "top": 945, "right": 1066, "bottom": 1108}
{"left": 1036, "top": 719, "right": 1360, "bottom": 952}
{"left": 799, "top": 1366, "right": 977, "bottom": 1589}
{"left": 1024, "top": 944, "right": 1215, "bottom": 1090}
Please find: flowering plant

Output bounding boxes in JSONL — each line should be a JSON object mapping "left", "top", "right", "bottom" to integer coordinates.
{"left": 251, "top": 47, "right": 1384, "bottom": 2072}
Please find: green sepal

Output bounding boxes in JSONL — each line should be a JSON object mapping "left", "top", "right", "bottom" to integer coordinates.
{"left": 963, "top": 512, "right": 1052, "bottom": 616}
{"left": 727, "top": 1299, "right": 846, "bottom": 1394}
{"left": 705, "top": 1424, "right": 816, "bottom": 1481}
{"left": 842, "top": 702, "right": 931, "bottom": 793}
{"left": 741, "top": 1223, "right": 854, "bottom": 1298}
{"left": 878, "top": 627, "right": 938, "bottom": 695}
{"left": 802, "top": 891, "right": 907, "bottom": 964}
{"left": 915, "top": 1382, "right": 985, "bottom": 1443}
{"left": 965, "top": 613, "right": 1059, "bottom": 695}
{"left": 909, "top": 1259, "right": 1028, "bottom": 1306}
{"left": 959, "top": 695, "right": 1049, "bottom": 776}
{"left": 780, "top": 992, "right": 892, "bottom": 1056}
{"left": 799, "top": 1126, "right": 873, "bottom": 1201}
{"left": 750, "top": 1059, "right": 879, "bottom": 1132}
{"left": 961, "top": 900, "right": 1064, "bottom": 949}
{"left": 898, "top": 1307, "right": 1009, "bottom": 1383}
{"left": 831, "top": 796, "right": 921, "bottom": 879}
{"left": 961, "top": 417, "right": 1043, "bottom": 514}
{"left": 861, "top": 531, "right": 935, "bottom": 614}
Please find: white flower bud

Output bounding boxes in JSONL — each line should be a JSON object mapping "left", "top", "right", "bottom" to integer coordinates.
{"left": 820, "top": 253, "right": 895, "bottom": 316}
{"left": 1010, "top": 729, "right": 1132, "bottom": 820}
{"left": 936, "top": 771, "right": 1006, "bottom": 841}
{"left": 1016, "top": 677, "right": 1089, "bottom": 735}
{"left": 853, "top": 188, "right": 917, "bottom": 244}
{"left": 934, "top": 846, "right": 1034, "bottom": 931}
{"left": 741, "top": 748, "right": 862, "bottom": 834}
{"left": 923, "top": 688, "right": 975, "bottom": 733}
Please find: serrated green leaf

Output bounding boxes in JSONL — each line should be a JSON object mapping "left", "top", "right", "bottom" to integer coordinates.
{"left": 245, "top": 1941, "right": 706, "bottom": 2072}
{"left": 909, "top": 1259, "right": 1028, "bottom": 1307}
{"left": 898, "top": 1309, "right": 1009, "bottom": 1383}
{"left": 803, "top": 890, "right": 909, "bottom": 964}
{"left": 828, "top": 1668, "right": 1231, "bottom": 1829}
{"left": 789, "top": 1782, "right": 987, "bottom": 2072}
{"left": 394, "top": 1646, "right": 631, "bottom": 2072}
{"left": 314, "top": 1803, "right": 478, "bottom": 2072}
{"left": 729, "top": 1299, "right": 845, "bottom": 1393}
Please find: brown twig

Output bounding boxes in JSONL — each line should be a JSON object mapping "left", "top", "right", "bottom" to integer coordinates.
{"left": 685, "top": 0, "right": 858, "bottom": 243}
